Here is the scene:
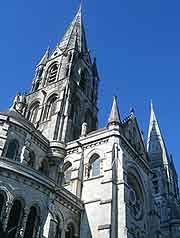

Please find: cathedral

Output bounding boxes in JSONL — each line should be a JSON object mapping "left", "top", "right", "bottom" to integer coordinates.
{"left": 0, "top": 4, "right": 180, "bottom": 238}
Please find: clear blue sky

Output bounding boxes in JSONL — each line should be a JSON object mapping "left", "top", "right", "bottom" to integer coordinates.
{"left": 0, "top": 1, "right": 180, "bottom": 177}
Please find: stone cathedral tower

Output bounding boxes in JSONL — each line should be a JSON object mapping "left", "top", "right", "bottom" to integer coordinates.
{"left": 0, "top": 4, "right": 179, "bottom": 238}
{"left": 147, "top": 103, "right": 180, "bottom": 238}
{"left": 25, "top": 5, "right": 99, "bottom": 143}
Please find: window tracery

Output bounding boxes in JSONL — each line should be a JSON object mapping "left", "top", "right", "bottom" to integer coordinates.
{"left": 128, "top": 172, "right": 144, "bottom": 221}
{"left": 48, "top": 63, "right": 58, "bottom": 83}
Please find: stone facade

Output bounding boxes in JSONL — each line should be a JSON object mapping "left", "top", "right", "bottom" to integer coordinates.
{"left": 0, "top": 5, "right": 179, "bottom": 238}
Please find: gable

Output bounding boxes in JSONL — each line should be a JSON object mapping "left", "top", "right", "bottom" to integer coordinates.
{"left": 123, "top": 116, "right": 147, "bottom": 160}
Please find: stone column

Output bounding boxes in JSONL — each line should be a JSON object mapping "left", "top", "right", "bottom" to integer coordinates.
{"left": 36, "top": 217, "right": 43, "bottom": 238}
{"left": 19, "top": 207, "right": 30, "bottom": 238}
{"left": 61, "top": 229, "right": 66, "bottom": 238}
{"left": 3, "top": 201, "right": 13, "bottom": 231}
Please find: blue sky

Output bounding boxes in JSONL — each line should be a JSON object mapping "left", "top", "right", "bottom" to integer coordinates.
{"left": 0, "top": 1, "right": 180, "bottom": 178}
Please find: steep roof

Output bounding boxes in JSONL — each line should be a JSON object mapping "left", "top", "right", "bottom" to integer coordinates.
{"left": 147, "top": 102, "right": 169, "bottom": 165}
{"left": 58, "top": 5, "right": 88, "bottom": 53}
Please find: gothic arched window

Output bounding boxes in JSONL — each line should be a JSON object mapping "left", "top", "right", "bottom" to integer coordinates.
{"left": 48, "top": 63, "right": 58, "bottom": 83}
{"left": 27, "top": 102, "right": 40, "bottom": 123}
{"left": 6, "top": 200, "right": 23, "bottom": 237}
{"left": 6, "top": 139, "right": 19, "bottom": 160}
{"left": 24, "top": 206, "right": 39, "bottom": 238}
{"left": 44, "top": 94, "right": 58, "bottom": 120}
{"left": 88, "top": 154, "right": 101, "bottom": 178}
{"left": 64, "top": 162, "right": 72, "bottom": 184}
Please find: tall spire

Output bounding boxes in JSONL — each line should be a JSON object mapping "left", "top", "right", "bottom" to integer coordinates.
{"left": 58, "top": 4, "right": 88, "bottom": 53}
{"left": 108, "top": 96, "right": 121, "bottom": 125}
{"left": 147, "top": 101, "right": 161, "bottom": 150}
{"left": 147, "top": 101, "right": 169, "bottom": 165}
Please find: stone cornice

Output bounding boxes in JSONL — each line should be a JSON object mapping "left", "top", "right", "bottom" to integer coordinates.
{"left": 0, "top": 113, "right": 49, "bottom": 150}
{"left": 0, "top": 157, "right": 83, "bottom": 211}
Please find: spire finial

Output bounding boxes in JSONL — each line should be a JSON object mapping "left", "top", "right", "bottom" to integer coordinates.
{"left": 79, "top": 0, "right": 83, "bottom": 13}
{"left": 150, "top": 99, "right": 154, "bottom": 111}
{"left": 108, "top": 96, "right": 121, "bottom": 126}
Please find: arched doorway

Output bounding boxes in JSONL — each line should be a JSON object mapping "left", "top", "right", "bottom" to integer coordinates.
{"left": 24, "top": 206, "right": 39, "bottom": 238}
{"left": 6, "top": 200, "right": 22, "bottom": 238}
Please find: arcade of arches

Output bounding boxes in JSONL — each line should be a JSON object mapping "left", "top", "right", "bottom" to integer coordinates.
{"left": 0, "top": 191, "right": 77, "bottom": 238}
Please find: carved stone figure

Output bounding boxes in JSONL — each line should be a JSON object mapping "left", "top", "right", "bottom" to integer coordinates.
{"left": 81, "top": 122, "right": 87, "bottom": 137}
{"left": 11, "top": 92, "right": 27, "bottom": 114}
{"left": 20, "top": 140, "right": 31, "bottom": 164}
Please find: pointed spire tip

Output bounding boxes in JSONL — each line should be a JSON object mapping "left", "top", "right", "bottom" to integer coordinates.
{"left": 150, "top": 99, "right": 154, "bottom": 110}
{"left": 108, "top": 96, "right": 121, "bottom": 125}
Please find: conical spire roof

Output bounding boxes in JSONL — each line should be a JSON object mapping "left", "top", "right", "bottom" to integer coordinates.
{"left": 58, "top": 5, "right": 88, "bottom": 53}
{"left": 108, "top": 96, "right": 121, "bottom": 125}
{"left": 147, "top": 101, "right": 169, "bottom": 165}
{"left": 147, "top": 102, "right": 161, "bottom": 150}
{"left": 37, "top": 48, "right": 49, "bottom": 66}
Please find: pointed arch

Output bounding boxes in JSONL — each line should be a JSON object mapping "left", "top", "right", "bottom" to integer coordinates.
{"left": 27, "top": 101, "right": 40, "bottom": 123}
{"left": 127, "top": 164, "right": 147, "bottom": 221}
{"left": 24, "top": 206, "right": 40, "bottom": 238}
{"left": 44, "top": 94, "right": 58, "bottom": 120}
{"left": 6, "top": 199, "right": 24, "bottom": 237}
{"left": 47, "top": 62, "right": 59, "bottom": 83}
{"left": 63, "top": 161, "right": 72, "bottom": 184}
{"left": 88, "top": 153, "right": 101, "bottom": 178}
